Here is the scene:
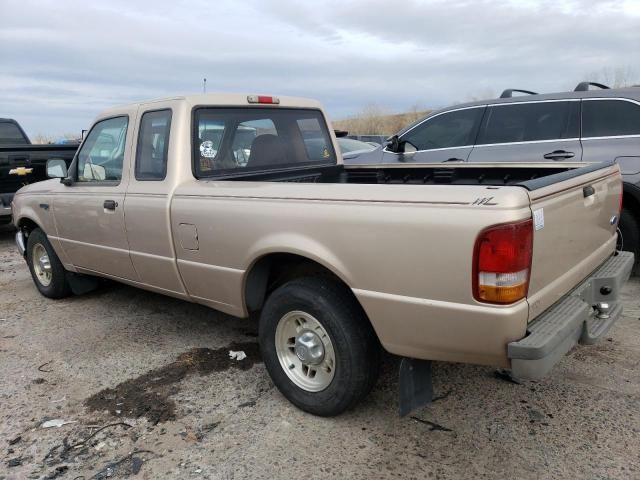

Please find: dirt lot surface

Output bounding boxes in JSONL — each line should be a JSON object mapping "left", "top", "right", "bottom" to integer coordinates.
{"left": 1, "top": 227, "right": 639, "bottom": 480}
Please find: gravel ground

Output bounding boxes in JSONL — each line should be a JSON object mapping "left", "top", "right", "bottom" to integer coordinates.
{"left": 1, "top": 226, "right": 639, "bottom": 480}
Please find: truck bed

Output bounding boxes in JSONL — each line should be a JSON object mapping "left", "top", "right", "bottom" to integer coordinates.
{"left": 201, "top": 160, "right": 598, "bottom": 188}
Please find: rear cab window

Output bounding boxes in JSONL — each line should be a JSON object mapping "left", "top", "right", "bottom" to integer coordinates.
{"left": 193, "top": 108, "right": 336, "bottom": 177}
{"left": 478, "top": 101, "right": 580, "bottom": 144}
{"left": 0, "top": 121, "right": 29, "bottom": 145}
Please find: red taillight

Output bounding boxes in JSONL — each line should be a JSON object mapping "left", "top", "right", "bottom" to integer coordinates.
{"left": 247, "top": 95, "right": 280, "bottom": 104}
{"left": 473, "top": 219, "right": 533, "bottom": 304}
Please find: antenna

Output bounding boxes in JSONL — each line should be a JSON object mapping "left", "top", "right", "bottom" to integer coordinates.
{"left": 203, "top": 78, "right": 207, "bottom": 94}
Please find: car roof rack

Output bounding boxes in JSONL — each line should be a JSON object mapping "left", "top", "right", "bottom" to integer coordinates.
{"left": 574, "top": 81, "right": 610, "bottom": 92}
{"left": 499, "top": 89, "right": 538, "bottom": 98}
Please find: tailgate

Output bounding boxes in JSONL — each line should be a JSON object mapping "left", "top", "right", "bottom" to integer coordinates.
{"left": 524, "top": 162, "right": 622, "bottom": 321}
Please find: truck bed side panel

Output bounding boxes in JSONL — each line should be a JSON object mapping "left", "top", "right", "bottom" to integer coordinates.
{"left": 171, "top": 181, "right": 532, "bottom": 366}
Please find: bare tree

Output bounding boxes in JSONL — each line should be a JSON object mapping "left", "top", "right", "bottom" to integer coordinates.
{"left": 584, "top": 65, "right": 639, "bottom": 88}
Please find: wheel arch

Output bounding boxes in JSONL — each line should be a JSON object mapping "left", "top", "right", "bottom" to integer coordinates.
{"left": 17, "top": 216, "right": 42, "bottom": 235}
{"left": 243, "top": 250, "right": 361, "bottom": 317}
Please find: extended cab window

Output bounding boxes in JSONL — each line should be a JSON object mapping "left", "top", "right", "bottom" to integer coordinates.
{"left": 582, "top": 99, "right": 640, "bottom": 138}
{"left": 478, "top": 101, "right": 579, "bottom": 145}
{"left": 194, "top": 108, "right": 335, "bottom": 176}
{"left": 76, "top": 116, "right": 128, "bottom": 182}
{"left": 401, "top": 108, "right": 483, "bottom": 151}
{"left": 136, "top": 109, "right": 172, "bottom": 180}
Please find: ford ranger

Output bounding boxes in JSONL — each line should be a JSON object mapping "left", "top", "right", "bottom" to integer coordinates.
{"left": 11, "top": 94, "right": 634, "bottom": 416}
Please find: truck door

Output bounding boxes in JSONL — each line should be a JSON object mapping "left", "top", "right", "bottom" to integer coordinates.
{"left": 468, "top": 100, "right": 582, "bottom": 163}
{"left": 53, "top": 115, "right": 138, "bottom": 280}
{"left": 123, "top": 106, "right": 187, "bottom": 297}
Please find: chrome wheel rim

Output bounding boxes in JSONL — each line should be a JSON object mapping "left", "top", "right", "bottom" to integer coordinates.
{"left": 32, "top": 243, "right": 52, "bottom": 287}
{"left": 275, "top": 310, "right": 336, "bottom": 392}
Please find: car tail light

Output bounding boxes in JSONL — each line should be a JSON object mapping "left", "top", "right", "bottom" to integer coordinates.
{"left": 473, "top": 219, "right": 533, "bottom": 304}
{"left": 247, "top": 95, "right": 280, "bottom": 104}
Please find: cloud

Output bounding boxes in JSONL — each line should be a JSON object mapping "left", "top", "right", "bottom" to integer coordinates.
{"left": 0, "top": 0, "right": 638, "bottom": 137}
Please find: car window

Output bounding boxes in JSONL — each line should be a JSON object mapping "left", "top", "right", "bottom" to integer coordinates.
{"left": 401, "top": 108, "right": 484, "bottom": 151}
{"left": 194, "top": 108, "right": 335, "bottom": 176}
{"left": 76, "top": 116, "right": 128, "bottom": 183}
{"left": 135, "top": 110, "right": 172, "bottom": 180}
{"left": 0, "top": 122, "right": 29, "bottom": 145}
{"left": 582, "top": 99, "right": 640, "bottom": 138}
{"left": 478, "top": 101, "right": 579, "bottom": 145}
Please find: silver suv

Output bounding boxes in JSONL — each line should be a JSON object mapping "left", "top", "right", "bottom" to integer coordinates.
{"left": 348, "top": 82, "right": 640, "bottom": 273}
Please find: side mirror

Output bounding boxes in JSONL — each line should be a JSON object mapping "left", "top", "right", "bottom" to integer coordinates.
{"left": 46, "top": 158, "right": 68, "bottom": 179}
{"left": 386, "top": 135, "right": 402, "bottom": 153}
{"left": 385, "top": 135, "right": 411, "bottom": 153}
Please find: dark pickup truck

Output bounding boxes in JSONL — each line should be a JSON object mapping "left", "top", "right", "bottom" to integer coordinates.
{"left": 0, "top": 118, "right": 78, "bottom": 224}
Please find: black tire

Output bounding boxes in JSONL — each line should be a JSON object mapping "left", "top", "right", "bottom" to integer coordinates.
{"left": 26, "top": 228, "right": 71, "bottom": 298}
{"left": 259, "top": 276, "right": 381, "bottom": 416}
{"left": 619, "top": 208, "right": 640, "bottom": 275}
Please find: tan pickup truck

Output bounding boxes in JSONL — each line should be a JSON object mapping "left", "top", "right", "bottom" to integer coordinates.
{"left": 12, "top": 94, "right": 634, "bottom": 416}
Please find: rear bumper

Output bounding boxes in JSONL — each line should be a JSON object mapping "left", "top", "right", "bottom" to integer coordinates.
{"left": 508, "top": 251, "right": 634, "bottom": 379}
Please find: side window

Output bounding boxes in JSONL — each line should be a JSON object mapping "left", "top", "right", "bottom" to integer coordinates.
{"left": 135, "top": 110, "right": 172, "bottom": 180}
{"left": 582, "top": 100, "right": 640, "bottom": 138}
{"left": 194, "top": 108, "right": 335, "bottom": 176}
{"left": 77, "top": 116, "right": 128, "bottom": 182}
{"left": 401, "top": 108, "right": 484, "bottom": 151}
{"left": 478, "top": 101, "right": 579, "bottom": 145}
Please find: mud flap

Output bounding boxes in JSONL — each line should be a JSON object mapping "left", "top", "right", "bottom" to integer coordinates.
{"left": 66, "top": 272, "right": 100, "bottom": 295}
{"left": 398, "top": 358, "right": 433, "bottom": 417}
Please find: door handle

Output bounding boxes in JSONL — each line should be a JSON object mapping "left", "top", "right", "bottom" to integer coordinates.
{"left": 8, "top": 154, "right": 30, "bottom": 164}
{"left": 583, "top": 185, "right": 595, "bottom": 198}
{"left": 103, "top": 200, "right": 117, "bottom": 210}
{"left": 443, "top": 157, "right": 465, "bottom": 162}
{"left": 543, "top": 150, "right": 575, "bottom": 160}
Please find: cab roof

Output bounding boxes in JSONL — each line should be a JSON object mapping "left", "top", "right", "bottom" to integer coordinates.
{"left": 98, "top": 93, "right": 325, "bottom": 118}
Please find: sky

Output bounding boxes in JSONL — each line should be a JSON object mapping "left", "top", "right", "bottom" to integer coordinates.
{"left": 1, "top": 0, "right": 639, "bottom": 138}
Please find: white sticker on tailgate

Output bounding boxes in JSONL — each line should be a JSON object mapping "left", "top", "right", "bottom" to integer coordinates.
{"left": 533, "top": 208, "right": 544, "bottom": 231}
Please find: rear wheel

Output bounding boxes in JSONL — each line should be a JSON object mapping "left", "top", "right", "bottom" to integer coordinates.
{"left": 26, "top": 228, "right": 71, "bottom": 298}
{"left": 619, "top": 208, "right": 640, "bottom": 275}
{"left": 259, "top": 276, "right": 381, "bottom": 416}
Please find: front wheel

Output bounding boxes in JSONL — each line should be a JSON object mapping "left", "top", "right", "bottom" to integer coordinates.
{"left": 26, "top": 228, "right": 71, "bottom": 298}
{"left": 259, "top": 276, "right": 381, "bottom": 416}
